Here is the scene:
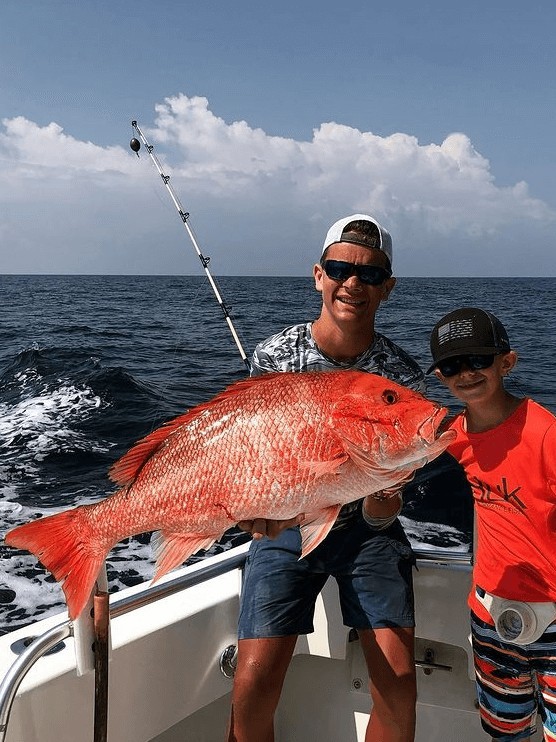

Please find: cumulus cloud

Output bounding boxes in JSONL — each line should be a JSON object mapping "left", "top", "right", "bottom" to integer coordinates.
{"left": 150, "top": 95, "right": 551, "bottom": 231}
{"left": 0, "top": 116, "right": 132, "bottom": 174}
{"left": 0, "top": 94, "right": 554, "bottom": 275}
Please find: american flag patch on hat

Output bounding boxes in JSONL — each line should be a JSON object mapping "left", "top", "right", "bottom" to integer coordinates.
{"left": 437, "top": 318, "right": 474, "bottom": 345}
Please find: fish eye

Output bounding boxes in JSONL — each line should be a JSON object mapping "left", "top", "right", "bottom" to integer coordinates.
{"left": 382, "top": 390, "right": 398, "bottom": 405}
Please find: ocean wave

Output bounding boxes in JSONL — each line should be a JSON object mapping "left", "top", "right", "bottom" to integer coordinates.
{"left": 0, "top": 383, "right": 110, "bottom": 465}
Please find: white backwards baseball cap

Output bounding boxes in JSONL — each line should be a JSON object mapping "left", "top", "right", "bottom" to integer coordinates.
{"left": 321, "top": 214, "right": 393, "bottom": 266}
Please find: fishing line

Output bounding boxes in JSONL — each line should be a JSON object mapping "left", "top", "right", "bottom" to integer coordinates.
{"left": 129, "top": 121, "right": 252, "bottom": 374}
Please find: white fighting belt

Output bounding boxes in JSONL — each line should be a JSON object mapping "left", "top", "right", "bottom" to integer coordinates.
{"left": 476, "top": 587, "right": 556, "bottom": 645}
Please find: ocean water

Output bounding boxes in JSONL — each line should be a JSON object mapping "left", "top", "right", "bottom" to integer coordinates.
{"left": 0, "top": 274, "right": 554, "bottom": 635}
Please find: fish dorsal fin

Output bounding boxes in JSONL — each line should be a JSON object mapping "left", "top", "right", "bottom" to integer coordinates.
{"left": 109, "top": 373, "right": 287, "bottom": 486}
{"left": 109, "top": 411, "right": 194, "bottom": 486}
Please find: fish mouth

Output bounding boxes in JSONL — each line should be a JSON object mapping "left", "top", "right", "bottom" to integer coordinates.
{"left": 367, "top": 407, "right": 456, "bottom": 488}
{"left": 392, "top": 407, "right": 455, "bottom": 473}
{"left": 418, "top": 407, "right": 455, "bottom": 446}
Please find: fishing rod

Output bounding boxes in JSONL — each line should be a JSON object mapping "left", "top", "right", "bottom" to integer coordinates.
{"left": 129, "top": 120, "right": 252, "bottom": 373}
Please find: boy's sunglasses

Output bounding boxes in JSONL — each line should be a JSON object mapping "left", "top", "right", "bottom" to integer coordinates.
{"left": 436, "top": 354, "right": 498, "bottom": 378}
{"left": 322, "top": 260, "right": 391, "bottom": 286}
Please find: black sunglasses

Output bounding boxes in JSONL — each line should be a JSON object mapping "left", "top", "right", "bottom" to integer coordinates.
{"left": 322, "top": 260, "right": 391, "bottom": 286}
{"left": 436, "top": 354, "right": 498, "bottom": 378}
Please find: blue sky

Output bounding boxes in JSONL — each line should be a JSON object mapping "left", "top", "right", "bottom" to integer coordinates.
{"left": 1, "top": 0, "right": 554, "bottom": 276}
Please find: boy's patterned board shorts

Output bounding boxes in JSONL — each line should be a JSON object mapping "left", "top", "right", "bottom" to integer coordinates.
{"left": 471, "top": 610, "right": 556, "bottom": 741}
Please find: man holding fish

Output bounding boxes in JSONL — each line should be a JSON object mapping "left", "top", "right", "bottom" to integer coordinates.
{"left": 5, "top": 215, "right": 453, "bottom": 742}
{"left": 228, "top": 215, "right": 426, "bottom": 742}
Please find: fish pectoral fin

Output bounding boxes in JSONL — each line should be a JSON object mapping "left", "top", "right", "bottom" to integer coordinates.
{"left": 299, "top": 505, "right": 342, "bottom": 558}
{"left": 300, "top": 453, "right": 349, "bottom": 478}
{"left": 151, "top": 531, "right": 218, "bottom": 582}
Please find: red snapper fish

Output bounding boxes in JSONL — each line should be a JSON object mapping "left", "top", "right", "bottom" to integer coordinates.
{"left": 5, "top": 370, "right": 455, "bottom": 619}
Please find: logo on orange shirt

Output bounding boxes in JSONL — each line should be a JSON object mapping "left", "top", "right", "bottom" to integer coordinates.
{"left": 470, "top": 476, "right": 526, "bottom": 512}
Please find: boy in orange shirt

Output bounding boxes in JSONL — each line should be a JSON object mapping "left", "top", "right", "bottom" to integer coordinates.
{"left": 429, "top": 307, "right": 556, "bottom": 741}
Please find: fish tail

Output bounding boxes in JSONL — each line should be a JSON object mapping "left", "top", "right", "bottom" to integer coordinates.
{"left": 5, "top": 508, "right": 105, "bottom": 620}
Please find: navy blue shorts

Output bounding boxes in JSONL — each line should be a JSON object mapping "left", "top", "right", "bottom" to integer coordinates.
{"left": 237, "top": 507, "right": 415, "bottom": 639}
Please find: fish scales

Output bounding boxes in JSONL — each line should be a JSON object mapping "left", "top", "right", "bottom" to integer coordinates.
{"left": 116, "top": 373, "right": 339, "bottom": 522}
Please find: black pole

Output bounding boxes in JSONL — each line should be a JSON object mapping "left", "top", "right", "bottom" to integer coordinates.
{"left": 93, "top": 591, "right": 110, "bottom": 742}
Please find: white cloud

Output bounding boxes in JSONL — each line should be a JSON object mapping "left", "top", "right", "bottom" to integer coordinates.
{"left": 151, "top": 95, "right": 551, "bottom": 229}
{"left": 0, "top": 94, "right": 554, "bottom": 275}
{"left": 0, "top": 116, "right": 132, "bottom": 173}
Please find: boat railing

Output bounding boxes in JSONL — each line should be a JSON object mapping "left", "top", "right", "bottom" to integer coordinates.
{"left": 0, "top": 622, "right": 73, "bottom": 741}
{"left": 0, "top": 542, "right": 470, "bottom": 741}
{"left": 414, "top": 548, "right": 472, "bottom": 570}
